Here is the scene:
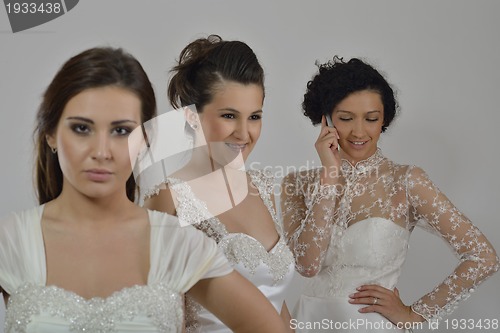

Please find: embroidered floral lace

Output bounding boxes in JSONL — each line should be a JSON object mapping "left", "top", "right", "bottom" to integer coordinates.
{"left": 281, "top": 149, "right": 499, "bottom": 323}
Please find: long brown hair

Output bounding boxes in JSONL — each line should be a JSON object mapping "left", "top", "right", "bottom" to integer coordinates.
{"left": 34, "top": 47, "right": 156, "bottom": 204}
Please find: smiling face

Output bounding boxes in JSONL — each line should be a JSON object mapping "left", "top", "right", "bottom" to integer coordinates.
{"left": 47, "top": 86, "right": 142, "bottom": 200}
{"left": 193, "top": 81, "right": 264, "bottom": 167}
{"left": 330, "top": 90, "right": 384, "bottom": 164}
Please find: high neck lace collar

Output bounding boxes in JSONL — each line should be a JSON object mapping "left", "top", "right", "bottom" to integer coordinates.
{"left": 340, "top": 148, "right": 385, "bottom": 177}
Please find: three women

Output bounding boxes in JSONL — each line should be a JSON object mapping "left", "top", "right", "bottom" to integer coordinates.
{"left": 0, "top": 39, "right": 497, "bottom": 333}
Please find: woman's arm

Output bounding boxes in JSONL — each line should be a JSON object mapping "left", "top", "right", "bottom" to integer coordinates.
{"left": 348, "top": 285, "right": 425, "bottom": 326}
{"left": 281, "top": 117, "right": 343, "bottom": 277}
{"left": 280, "top": 301, "right": 294, "bottom": 332}
{"left": 188, "top": 271, "right": 286, "bottom": 333}
{"left": 281, "top": 171, "right": 339, "bottom": 277}
{"left": 348, "top": 166, "right": 499, "bottom": 325}
{"left": 407, "top": 166, "right": 499, "bottom": 322}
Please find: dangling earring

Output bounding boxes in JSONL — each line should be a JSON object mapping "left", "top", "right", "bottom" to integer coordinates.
{"left": 51, "top": 147, "right": 57, "bottom": 154}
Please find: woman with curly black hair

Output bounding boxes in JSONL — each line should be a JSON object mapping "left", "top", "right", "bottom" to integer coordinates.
{"left": 281, "top": 56, "right": 499, "bottom": 332}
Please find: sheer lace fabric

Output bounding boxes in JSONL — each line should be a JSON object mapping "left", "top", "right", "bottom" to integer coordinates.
{"left": 0, "top": 207, "right": 232, "bottom": 333}
{"left": 282, "top": 149, "right": 499, "bottom": 323}
{"left": 151, "top": 169, "right": 295, "bottom": 332}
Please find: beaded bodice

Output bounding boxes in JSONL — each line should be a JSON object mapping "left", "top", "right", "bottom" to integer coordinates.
{"left": 156, "top": 169, "right": 295, "bottom": 332}
{"left": 166, "top": 169, "right": 294, "bottom": 284}
{"left": 0, "top": 207, "right": 232, "bottom": 333}
{"left": 6, "top": 283, "right": 182, "bottom": 333}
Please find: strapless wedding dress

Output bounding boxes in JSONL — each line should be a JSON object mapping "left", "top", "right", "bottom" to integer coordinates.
{"left": 295, "top": 218, "right": 409, "bottom": 332}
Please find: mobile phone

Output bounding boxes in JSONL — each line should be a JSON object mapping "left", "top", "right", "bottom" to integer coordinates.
{"left": 326, "top": 114, "right": 334, "bottom": 128}
{"left": 325, "top": 114, "right": 340, "bottom": 150}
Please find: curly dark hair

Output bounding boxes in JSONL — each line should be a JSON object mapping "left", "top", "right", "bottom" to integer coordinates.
{"left": 302, "top": 56, "right": 398, "bottom": 132}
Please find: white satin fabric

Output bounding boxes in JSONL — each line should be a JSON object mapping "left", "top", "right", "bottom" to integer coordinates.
{"left": 0, "top": 206, "right": 232, "bottom": 333}
{"left": 191, "top": 234, "right": 295, "bottom": 333}
{"left": 294, "top": 218, "right": 409, "bottom": 332}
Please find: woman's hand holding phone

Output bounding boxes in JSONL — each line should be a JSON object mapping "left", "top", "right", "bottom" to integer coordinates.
{"left": 325, "top": 114, "right": 334, "bottom": 128}
{"left": 315, "top": 115, "right": 341, "bottom": 185}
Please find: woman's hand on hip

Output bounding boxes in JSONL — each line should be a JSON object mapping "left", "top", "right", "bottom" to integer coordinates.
{"left": 349, "top": 285, "right": 425, "bottom": 326}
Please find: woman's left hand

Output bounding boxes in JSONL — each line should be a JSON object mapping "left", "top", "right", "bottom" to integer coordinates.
{"left": 348, "top": 285, "right": 424, "bottom": 326}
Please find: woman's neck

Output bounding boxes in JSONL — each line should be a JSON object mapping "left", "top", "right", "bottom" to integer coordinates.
{"left": 339, "top": 147, "right": 380, "bottom": 166}
{"left": 49, "top": 187, "right": 137, "bottom": 226}
{"left": 181, "top": 147, "right": 226, "bottom": 178}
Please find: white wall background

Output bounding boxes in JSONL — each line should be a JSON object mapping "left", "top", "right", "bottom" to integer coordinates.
{"left": 1, "top": 1, "right": 499, "bottom": 332}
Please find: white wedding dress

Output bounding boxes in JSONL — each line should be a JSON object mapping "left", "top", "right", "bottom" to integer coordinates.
{"left": 282, "top": 149, "right": 499, "bottom": 332}
{"left": 146, "top": 169, "right": 295, "bottom": 332}
{"left": 0, "top": 206, "right": 232, "bottom": 333}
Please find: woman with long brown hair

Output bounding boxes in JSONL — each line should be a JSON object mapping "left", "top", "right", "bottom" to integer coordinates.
{"left": 0, "top": 46, "right": 286, "bottom": 333}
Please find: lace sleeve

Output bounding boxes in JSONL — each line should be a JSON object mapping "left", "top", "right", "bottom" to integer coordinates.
{"left": 407, "top": 166, "right": 499, "bottom": 323}
{"left": 281, "top": 170, "right": 339, "bottom": 277}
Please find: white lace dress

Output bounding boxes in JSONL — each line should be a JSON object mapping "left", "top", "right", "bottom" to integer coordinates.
{"left": 0, "top": 206, "right": 233, "bottom": 333}
{"left": 148, "top": 169, "right": 295, "bottom": 333}
{"left": 282, "top": 149, "right": 499, "bottom": 332}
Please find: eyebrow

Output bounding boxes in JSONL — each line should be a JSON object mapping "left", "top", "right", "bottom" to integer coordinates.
{"left": 65, "top": 116, "right": 138, "bottom": 125}
{"left": 217, "top": 108, "right": 263, "bottom": 114}
{"left": 336, "top": 110, "right": 381, "bottom": 115}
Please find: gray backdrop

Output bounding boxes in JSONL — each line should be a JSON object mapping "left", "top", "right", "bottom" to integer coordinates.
{"left": 1, "top": 1, "right": 499, "bottom": 332}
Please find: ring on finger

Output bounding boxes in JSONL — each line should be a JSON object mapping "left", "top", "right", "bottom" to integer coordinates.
{"left": 373, "top": 297, "right": 378, "bottom": 305}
